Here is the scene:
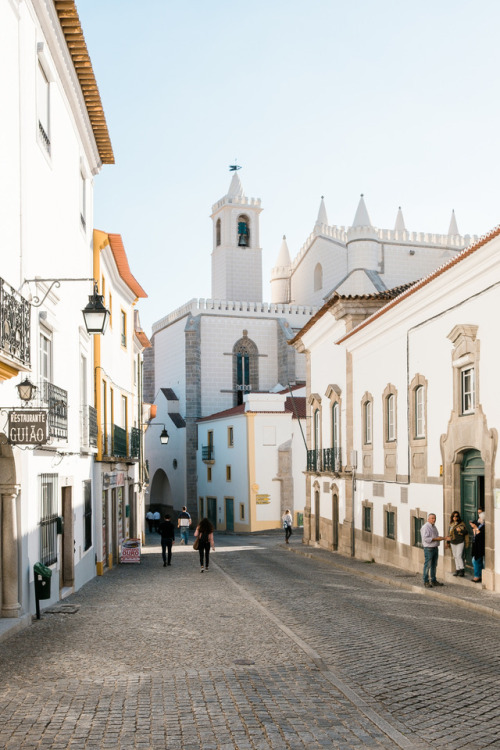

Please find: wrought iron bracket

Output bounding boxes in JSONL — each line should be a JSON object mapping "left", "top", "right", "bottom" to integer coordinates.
{"left": 21, "top": 278, "right": 95, "bottom": 308}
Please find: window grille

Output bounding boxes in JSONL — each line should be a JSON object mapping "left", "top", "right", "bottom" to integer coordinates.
{"left": 386, "top": 510, "right": 395, "bottom": 540}
{"left": 363, "top": 506, "right": 372, "bottom": 533}
{"left": 413, "top": 516, "right": 424, "bottom": 548}
{"left": 40, "top": 473, "right": 58, "bottom": 565}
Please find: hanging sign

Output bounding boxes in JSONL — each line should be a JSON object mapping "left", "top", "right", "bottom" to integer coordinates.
{"left": 8, "top": 410, "right": 48, "bottom": 446}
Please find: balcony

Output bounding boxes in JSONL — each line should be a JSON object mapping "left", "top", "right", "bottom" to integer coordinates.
{"left": 202, "top": 445, "right": 214, "bottom": 464}
{"left": 323, "top": 447, "right": 342, "bottom": 473}
{"left": 0, "top": 277, "right": 31, "bottom": 371}
{"left": 102, "top": 423, "right": 140, "bottom": 461}
{"left": 307, "top": 449, "right": 321, "bottom": 472}
{"left": 41, "top": 381, "right": 68, "bottom": 440}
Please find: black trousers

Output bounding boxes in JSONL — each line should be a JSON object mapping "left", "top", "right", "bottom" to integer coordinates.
{"left": 198, "top": 543, "right": 211, "bottom": 568}
{"left": 161, "top": 538, "right": 173, "bottom": 564}
{"left": 285, "top": 525, "right": 293, "bottom": 541}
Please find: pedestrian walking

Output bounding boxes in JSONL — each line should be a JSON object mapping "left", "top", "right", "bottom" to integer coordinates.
{"left": 146, "top": 510, "right": 154, "bottom": 533}
{"left": 470, "top": 512, "right": 486, "bottom": 583}
{"left": 420, "top": 513, "right": 450, "bottom": 588}
{"left": 158, "top": 514, "right": 175, "bottom": 567}
{"left": 446, "top": 511, "right": 469, "bottom": 576}
{"left": 194, "top": 518, "right": 215, "bottom": 572}
{"left": 282, "top": 509, "right": 293, "bottom": 544}
{"left": 153, "top": 510, "right": 161, "bottom": 533}
{"left": 178, "top": 506, "right": 191, "bottom": 545}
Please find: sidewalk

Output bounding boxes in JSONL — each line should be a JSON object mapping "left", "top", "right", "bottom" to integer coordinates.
{"left": 285, "top": 540, "right": 500, "bottom": 620}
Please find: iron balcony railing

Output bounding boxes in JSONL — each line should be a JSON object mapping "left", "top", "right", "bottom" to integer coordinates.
{"left": 0, "top": 276, "right": 31, "bottom": 367}
{"left": 102, "top": 423, "right": 140, "bottom": 460}
{"left": 202, "top": 445, "right": 214, "bottom": 462}
{"left": 89, "top": 406, "right": 98, "bottom": 447}
{"left": 307, "top": 448, "right": 321, "bottom": 472}
{"left": 323, "top": 447, "right": 342, "bottom": 473}
{"left": 41, "top": 381, "right": 68, "bottom": 440}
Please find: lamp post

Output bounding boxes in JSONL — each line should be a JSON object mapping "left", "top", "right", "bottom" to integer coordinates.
{"left": 147, "top": 423, "right": 169, "bottom": 445}
{"left": 22, "top": 278, "right": 110, "bottom": 335}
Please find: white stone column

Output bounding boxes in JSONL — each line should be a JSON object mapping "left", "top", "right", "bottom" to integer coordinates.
{"left": 1, "top": 489, "right": 21, "bottom": 618}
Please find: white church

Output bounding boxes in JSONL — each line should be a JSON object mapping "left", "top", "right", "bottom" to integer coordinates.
{"left": 145, "top": 170, "right": 473, "bottom": 530}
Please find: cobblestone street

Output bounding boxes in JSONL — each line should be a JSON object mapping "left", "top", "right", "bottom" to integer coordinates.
{"left": 0, "top": 533, "right": 499, "bottom": 749}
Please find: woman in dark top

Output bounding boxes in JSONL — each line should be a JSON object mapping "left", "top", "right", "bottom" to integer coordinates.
{"left": 470, "top": 512, "right": 485, "bottom": 582}
{"left": 194, "top": 518, "right": 215, "bottom": 572}
{"left": 446, "top": 511, "right": 469, "bottom": 577}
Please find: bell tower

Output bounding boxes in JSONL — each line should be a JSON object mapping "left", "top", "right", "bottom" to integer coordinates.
{"left": 211, "top": 169, "right": 263, "bottom": 302}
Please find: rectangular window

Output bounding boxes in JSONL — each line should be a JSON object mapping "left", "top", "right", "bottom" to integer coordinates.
{"left": 387, "top": 395, "right": 395, "bottom": 441}
{"left": 121, "top": 395, "right": 127, "bottom": 430}
{"left": 364, "top": 401, "right": 372, "bottom": 444}
{"left": 386, "top": 511, "right": 395, "bottom": 540}
{"left": 461, "top": 367, "right": 475, "bottom": 414}
{"left": 413, "top": 516, "right": 424, "bottom": 548}
{"left": 121, "top": 310, "right": 127, "bottom": 347}
{"left": 226, "top": 465, "right": 232, "bottom": 481}
{"left": 83, "top": 480, "right": 92, "bottom": 551}
{"left": 207, "top": 466, "right": 212, "bottom": 482}
{"left": 228, "top": 426, "right": 234, "bottom": 447}
{"left": 80, "top": 354, "right": 88, "bottom": 445}
{"left": 240, "top": 503, "right": 245, "bottom": 520}
{"left": 415, "top": 386, "right": 425, "bottom": 437}
{"left": 363, "top": 506, "right": 372, "bottom": 533}
{"left": 332, "top": 403, "right": 339, "bottom": 450}
{"left": 102, "top": 379, "right": 107, "bottom": 454}
{"left": 40, "top": 330, "right": 52, "bottom": 385}
{"left": 37, "top": 61, "right": 50, "bottom": 153}
{"left": 40, "top": 474, "right": 58, "bottom": 565}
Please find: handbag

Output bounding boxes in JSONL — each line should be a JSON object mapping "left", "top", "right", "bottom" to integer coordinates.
{"left": 193, "top": 537, "right": 199, "bottom": 550}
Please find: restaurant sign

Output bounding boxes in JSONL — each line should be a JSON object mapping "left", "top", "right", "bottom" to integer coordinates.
{"left": 8, "top": 410, "right": 48, "bottom": 446}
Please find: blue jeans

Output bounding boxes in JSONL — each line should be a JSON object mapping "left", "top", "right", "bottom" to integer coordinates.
{"left": 473, "top": 556, "right": 484, "bottom": 579}
{"left": 180, "top": 528, "right": 189, "bottom": 545}
{"left": 423, "top": 547, "right": 438, "bottom": 583}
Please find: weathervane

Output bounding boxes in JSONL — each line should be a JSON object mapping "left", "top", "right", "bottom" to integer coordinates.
{"left": 229, "top": 160, "right": 242, "bottom": 171}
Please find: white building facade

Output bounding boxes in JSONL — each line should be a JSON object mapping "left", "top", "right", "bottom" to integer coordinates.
{"left": 0, "top": 0, "right": 114, "bottom": 626}
{"left": 293, "top": 226, "right": 500, "bottom": 591}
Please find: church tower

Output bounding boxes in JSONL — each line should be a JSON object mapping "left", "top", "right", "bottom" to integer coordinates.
{"left": 211, "top": 171, "right": 263, "bottom": 302}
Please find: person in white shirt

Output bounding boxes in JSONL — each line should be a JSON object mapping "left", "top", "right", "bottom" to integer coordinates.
{"left": 282, "top": 509, "right": 293, "bottom": 544}
{"left": 420, "top": 513, "right": 450, "bottom": 588}
{"left": 146, "top": 510, "right": 154, "bottom": 534}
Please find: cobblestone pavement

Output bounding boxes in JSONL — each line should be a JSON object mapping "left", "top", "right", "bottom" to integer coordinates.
{"left": 0, "top": 533, "right": 498, "bottom": 749}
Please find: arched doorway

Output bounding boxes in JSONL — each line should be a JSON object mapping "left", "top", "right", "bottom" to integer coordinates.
{"left": 461, "top": 450, "right": 484, "bottom": 569}
{"left": 149, "top": 468, "right": 172, "bottom": 511}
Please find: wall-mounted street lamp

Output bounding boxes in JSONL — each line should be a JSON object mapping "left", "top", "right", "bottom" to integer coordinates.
{"left": 16, "top": 377, "right": 37, "bottom": 402}
{"left": 147, "top": 422, "right": 169, "bottom": 445}
{"left": 22, "top": 278, "right": 110, "bottom": 335}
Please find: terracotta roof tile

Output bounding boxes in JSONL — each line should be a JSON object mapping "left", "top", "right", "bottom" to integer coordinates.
{"left": 107, "top": 234, "right": 147, "bottom": 298}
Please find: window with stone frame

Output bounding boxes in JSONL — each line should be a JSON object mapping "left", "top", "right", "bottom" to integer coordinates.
{"left": 447, "top": 324, "right": 480, "bottom": 418}
{"left": 363, "top": 503, "right": 372, "bottom": 533}
{"left": 233, "top": 332, "right": 259, "bottom": 406}
{"left": 382, "top": 384, "right": 397, "bottom": 481}
{"left": 409, "top": 374, "right": 428, "bottom": 482}
{"left": 461, "top": 366, "right": 475, "bottom": 414}
{"left": 325, "top": 384, "right": 342, "bottom": 472}
{"left": 411, "top": 512, "right": 426, "bottom": 548}
{"left": 363, "top": 399, "right": 372, "bottom": 445}
{"left": 414, "top": 385, "right": 425, "bottom": 437}
{"left": 307, "top": 393, "right": 322, "bottom": 472}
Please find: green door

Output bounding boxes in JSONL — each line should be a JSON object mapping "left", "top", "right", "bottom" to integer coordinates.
{"left": 207, "top": 497, "right": 217, "bottom": 528}
{"left": 225, "top": 498, "right": 234, "bottom": 532}
{"left": 460, "top": 450, "right": 485, "bottom": 569}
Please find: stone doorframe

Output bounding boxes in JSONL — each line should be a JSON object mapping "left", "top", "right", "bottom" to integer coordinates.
{"left": 441, "top": 324, "right": 498, "bottom": 590}
{"left": 0, "top": 438, "right": 21, "bottom": 618}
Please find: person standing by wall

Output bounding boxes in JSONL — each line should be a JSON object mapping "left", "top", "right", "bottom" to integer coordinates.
{"left": 158, "top": 514, "right": 175, "bottom": 567}
{"left": 282, "top": 509, "right": 293, "bottom": 544}
{"left": 446, "top": 511, "right": 469, "bottom": 577}
{"left": 178, "top": 506, "right": 191, "bottom": 545}
{"left": 153, "top": 510, "right": 161, "bottom": 533}
{"left": 194, "top": 518, "right": 215, "bottom": 572}
{"left": 470, "top": 511, "right": 486, "bottom": 583}
{"left": 421, "top": 513, "right": 450, "bottom": 588}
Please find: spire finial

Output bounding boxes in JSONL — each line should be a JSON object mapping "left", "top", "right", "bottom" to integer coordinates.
{"left": 229, "top": 160, "right": 241, "bottom": 171}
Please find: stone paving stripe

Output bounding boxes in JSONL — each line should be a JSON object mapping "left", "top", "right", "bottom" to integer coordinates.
{"left": 213, "top": 558, "right": 429, "bottom": 750}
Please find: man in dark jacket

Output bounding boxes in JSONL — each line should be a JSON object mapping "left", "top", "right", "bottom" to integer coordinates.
{"left": 158, "top": 514, "right": 175, "bottom": 567}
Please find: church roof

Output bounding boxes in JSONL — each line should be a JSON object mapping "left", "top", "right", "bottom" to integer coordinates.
{"left": 289, "top": 284, "right": 415, "bottom": 345}
{"left": 227, "top": 171, "right": 244, "bottom": 199}
{"left": 448, "top": 210, "right": 459, "bottom": 236}
{"left": 316, "top": 196, "right": 328, "bottom": 226}
{"left": 274, "top": 235, "right": 291, "bottom": 268}
{"left": 337, "top": 223, "right": 500, "bottom": 344}
{"left": 394, "top": 207, "right": 406, "bottom": 232}
{"left": 352, "top": 195, "right": 372, "bottom": 227}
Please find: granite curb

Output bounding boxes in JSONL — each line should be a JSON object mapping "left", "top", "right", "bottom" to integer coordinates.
{"left": 284, "top": 542, "right": 500, "bottom": 621}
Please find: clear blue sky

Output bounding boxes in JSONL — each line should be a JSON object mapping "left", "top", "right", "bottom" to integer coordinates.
{"left": 78, "top": 0, "right": 500, "bottom": 334}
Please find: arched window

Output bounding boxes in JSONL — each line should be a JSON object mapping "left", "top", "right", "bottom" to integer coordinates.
{"left": 237, "top": 215, "right": 250, "bottom": 246}
{"left": 314, "top": 263, "right": 323, "bottom": 291}
{"left": 216, "top": 218, "right": 221, "bottom": 246}
{"left": 414, "top": 385, "right": 425, "bottom": 437}
{"left": 233, "top": 332, "right": 258, "bottom": 406}
{"left": 387, "top": 394, "right": 395, "bottom": 441}
{"left": 364, "top": 400, "right": 372, "bottom": 444}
